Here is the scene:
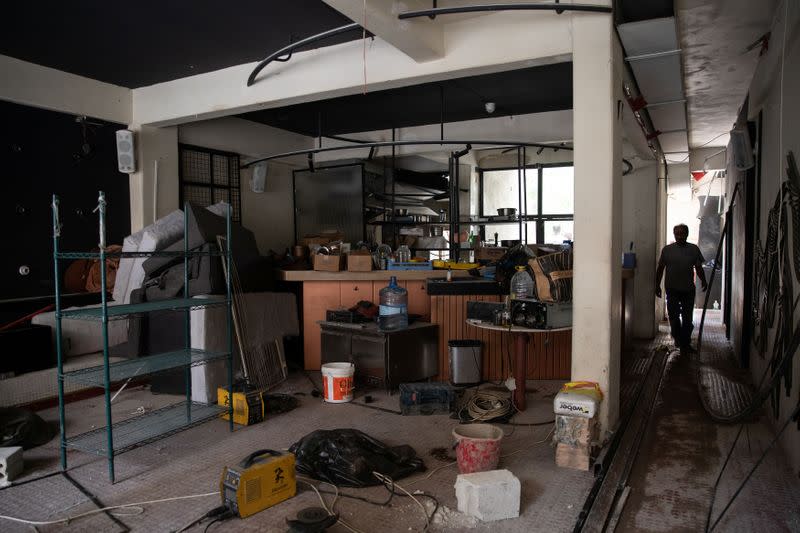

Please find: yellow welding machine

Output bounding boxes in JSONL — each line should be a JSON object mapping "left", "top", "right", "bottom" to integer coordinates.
{"left": 221, "top": 449, "right": 296, "bottom": 518}
{"left": 217, "top": 386, "right": 265, "bottom": 426}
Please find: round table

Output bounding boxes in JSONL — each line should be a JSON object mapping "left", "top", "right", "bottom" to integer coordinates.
{"left": 466, "top": 319, "right": 572, "bottom": 411}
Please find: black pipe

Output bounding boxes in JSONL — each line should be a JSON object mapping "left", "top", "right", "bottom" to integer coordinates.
{"left": 247, "top": 23, "right": 361, "bottom": 86}
{"left": 240, "top": 139, "right": 573, "bottom": 168}
{"left": 398, "top": 2, "right": 612, "bottom": 20}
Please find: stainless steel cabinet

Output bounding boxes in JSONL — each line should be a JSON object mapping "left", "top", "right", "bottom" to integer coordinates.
{"left": 319, "top": 322, "right": 438, "bottom": 389}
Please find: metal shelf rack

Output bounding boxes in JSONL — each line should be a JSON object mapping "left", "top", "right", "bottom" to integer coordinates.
{"left": 52, "top": 192, "right": 234, "bottom": 483}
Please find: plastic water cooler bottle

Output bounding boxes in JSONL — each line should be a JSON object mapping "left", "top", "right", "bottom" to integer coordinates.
{"left": 378, "top": 276, "right": 408, "bottom": 331}
{"left": 510, "top": 266, "right": 534, "bottom": 300}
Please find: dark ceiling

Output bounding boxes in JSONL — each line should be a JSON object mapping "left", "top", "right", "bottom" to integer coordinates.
{"left": 0, "top": 0, "right": 360, "bottom": 88}
{"left": 616, "top": 0, "right": 674, "bottom": 24}
{"left": 239, "top": 62, "right": 573, "bottom": 137}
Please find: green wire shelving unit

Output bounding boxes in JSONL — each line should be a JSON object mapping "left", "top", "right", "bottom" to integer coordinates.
{"left": 52, "top": 191, "right": 234, "bottom": 483}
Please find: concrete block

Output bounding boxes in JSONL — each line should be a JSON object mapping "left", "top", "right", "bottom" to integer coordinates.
{"left": 454, "top": 468, "right": 520, "bottom": 522}
{"left": 0, "top": 447, "right": 23, "bottom": 487}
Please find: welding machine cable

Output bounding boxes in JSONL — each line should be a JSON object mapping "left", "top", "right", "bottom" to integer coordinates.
{"left": 0, "top": 491, "right": 220, "bottom": 527}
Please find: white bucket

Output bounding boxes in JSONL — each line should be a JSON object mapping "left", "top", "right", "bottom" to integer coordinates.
{"left": 321, "top": 363, "right": 355, "bottom": 403}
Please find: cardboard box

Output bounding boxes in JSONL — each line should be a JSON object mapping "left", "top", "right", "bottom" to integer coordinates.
{"left": 301, "top": 231, "right": 344, "bottom": 247}
{"left": 347, "top": 252, "right": 373, "bottom": 272}
{"left": 476, "top": 247, "right": 507, "bottom": 261}
{"left": 313, "top": 254, "right": 344, "bottom": 272}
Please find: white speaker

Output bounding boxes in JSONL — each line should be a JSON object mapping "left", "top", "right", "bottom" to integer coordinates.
{"left": 250, "top": 162, "right": 268, "bottom": 193}
{"left": 729, "top": 126, "right": 754, "bottom": 171}
{"left": 115, "top": 129, "right": 136, "bottom": 173}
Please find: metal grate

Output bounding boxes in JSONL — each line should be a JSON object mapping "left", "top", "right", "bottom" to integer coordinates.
{"left": 66, "top": 401, "right": 224, "bottom": 455}
{"left": 63, "top": 348, "right": 230, "bottom": 386}
{"left": 179, "top": 145, "right": 241, "bottom": 222}
{"left": 60, "top": 296, "right": 228, "bottom": 321}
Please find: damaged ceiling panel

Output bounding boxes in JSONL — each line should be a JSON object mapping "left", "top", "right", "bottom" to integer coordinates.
{"left": 618, "top": 16, "right": 690, "bottom": 165}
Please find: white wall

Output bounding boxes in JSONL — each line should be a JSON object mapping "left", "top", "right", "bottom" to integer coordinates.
{"left": 744, "top": 0, "right": 800, "bottom": 474}
{"left": 622, "top": 161, "right": 659, "bottom": 338}
{"left": 177, "top": 117, "right": 314, "bottom": 254}
{"left": 0, "top": 55, "right": 131, "bottom": 124}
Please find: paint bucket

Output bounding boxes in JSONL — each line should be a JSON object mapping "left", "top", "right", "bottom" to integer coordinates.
{"left": 321, "top": 363, "right": 355, "bottom": 403}
{"left": 452, "top": 424, "right": 504, "bottom": 474}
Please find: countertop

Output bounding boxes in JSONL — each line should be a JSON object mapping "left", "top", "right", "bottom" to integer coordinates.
{"left": 279, "top": 270, "right": 471, "bottom": 281}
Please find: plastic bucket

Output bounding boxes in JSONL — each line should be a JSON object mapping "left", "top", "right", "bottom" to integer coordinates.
{"left": 452, "top": 424, "right": 504, "bottom": 474}
{"left": 321, "top": 363, "right": 355, "bottom": 403}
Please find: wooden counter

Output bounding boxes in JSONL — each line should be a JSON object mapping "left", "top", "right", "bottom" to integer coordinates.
{"left": 279, "top": 270, "right": 470, "bottom": 281}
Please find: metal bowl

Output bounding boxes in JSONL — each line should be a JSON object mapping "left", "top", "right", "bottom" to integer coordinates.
{"left": 497, "top": 208, "right": 517, "bottom": 217}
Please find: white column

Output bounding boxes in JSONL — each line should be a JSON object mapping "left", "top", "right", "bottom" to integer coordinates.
{"left": 571, "top": 4, "right": 623, "bottom": 437}
{"left": 128, "top": 125, "right": 178, "bottom": 232}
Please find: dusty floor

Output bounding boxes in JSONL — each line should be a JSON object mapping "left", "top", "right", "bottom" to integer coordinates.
{"left": 2, "top": 315, "right": 798, "bottom": 532}
{"left": 1, "top": 376, "right": 592, "bottom": 533}
{"left": 616, "top": 314, "right": 800, "bottom": 532}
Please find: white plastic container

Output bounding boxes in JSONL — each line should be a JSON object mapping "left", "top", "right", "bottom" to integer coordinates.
{"left": 553, "top": 390, "right": 599, "bottom": 418}
{"left": 321, "top": 362, "right": 355, "bottom": 403}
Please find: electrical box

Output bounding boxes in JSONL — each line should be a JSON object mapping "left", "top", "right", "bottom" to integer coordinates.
{"left": 221, "top": 450, "right": 296, "bottom": 518}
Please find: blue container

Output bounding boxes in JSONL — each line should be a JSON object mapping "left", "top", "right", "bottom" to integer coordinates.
{"left": 622, "top": 252, "right": 637, "bottom": 268}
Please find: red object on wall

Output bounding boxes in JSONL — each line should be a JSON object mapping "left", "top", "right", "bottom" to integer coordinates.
{"left": 692, "top": 171, "right": 707, "bottom": 181}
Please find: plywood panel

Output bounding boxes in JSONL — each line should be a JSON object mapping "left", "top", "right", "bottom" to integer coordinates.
{"left": 302, "top": 281, "right": 341, "bottom": 370}
{"left": 430, "top": 295, "right": 572, "bottom": 381}
{"left": 405, "top": 280, "right": 431, "bottom": 319}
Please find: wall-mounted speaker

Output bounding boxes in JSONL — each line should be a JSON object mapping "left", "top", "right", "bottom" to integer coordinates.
{"left": 115, "top": 129, "right": 136, "bottom": 173}
{"left": 729, "top": 126, "right": 754, "bottom": 171}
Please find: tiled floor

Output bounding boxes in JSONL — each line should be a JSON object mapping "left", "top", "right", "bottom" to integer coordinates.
{"left": 3, "top": 315, "right": 798, "bottom": 532}
{"left": 0, "top": 377, "right": 593, "bottom": 533}
{"left": 616, "top": 315, "right": 800, "bottom": 532}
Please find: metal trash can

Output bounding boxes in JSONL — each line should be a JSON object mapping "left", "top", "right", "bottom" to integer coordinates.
{"left": 448, "top": 340, "right": 482, "bottom": 385}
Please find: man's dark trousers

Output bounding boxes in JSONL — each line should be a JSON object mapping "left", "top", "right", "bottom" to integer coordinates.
{"left": 666, "top": 288, "right": 695, "bottom": 347}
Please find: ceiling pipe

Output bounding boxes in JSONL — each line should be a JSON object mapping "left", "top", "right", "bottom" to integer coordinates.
{"left": 247, "top": 22, "right": 361, "bottom": 86}
{"left": 397, "top": 2, "right": 612, "bottom": 19}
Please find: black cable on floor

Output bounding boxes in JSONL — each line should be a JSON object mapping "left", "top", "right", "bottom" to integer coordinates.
{"left": 706, "top": 403, "right": 800, "bottom": 532}
{"left": 0, "top": 470, "right": 62, "bottom": 491}
{"left": 62, "top": 471, "right": 130, "bottom": 532}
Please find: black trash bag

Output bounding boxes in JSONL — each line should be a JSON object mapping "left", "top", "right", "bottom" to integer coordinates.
{"left": 495, "top": 244, "right": 536, "bottom": 294}
{"left": 0, "top": 407, "right": 57, "bottom": 449}
{"left": 289, "top": 428, "right": 425, "bottom": 487}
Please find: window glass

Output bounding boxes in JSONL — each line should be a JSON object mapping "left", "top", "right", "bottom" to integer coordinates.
{"left": 483, "top": 223, "right": 538, "bottom": 245}
{"left": 544, "top": 220, "right": 574, "bottom": 243}
{"left": 482, "top": 169, "right": 538, "bottom": 216}
{"left": 542, "top": 166, "right": 574, "bottom": 214}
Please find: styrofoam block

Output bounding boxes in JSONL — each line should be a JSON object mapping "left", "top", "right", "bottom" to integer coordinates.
{"left": 113, "top": 229, "right": 144, "bottom": 303}
{"left": 455, "top": 469, "right": 520, "bottom": 522}
{"left": 32, "top": 307, "right": 128, "bottom": 357}
{"left": 0, "top": 446, "right": 23, "bottom": 487}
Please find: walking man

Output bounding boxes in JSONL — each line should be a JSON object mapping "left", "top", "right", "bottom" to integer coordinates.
{"left": 656, "top": 224, "right": 708, "bottom": 351}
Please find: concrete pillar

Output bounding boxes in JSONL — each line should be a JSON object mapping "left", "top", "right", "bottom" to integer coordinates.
{"left": 571, "top": 4, "right": 623, "bottom": 438}
{"left": 128, "top": 125, "right": 178, "bottom": 232}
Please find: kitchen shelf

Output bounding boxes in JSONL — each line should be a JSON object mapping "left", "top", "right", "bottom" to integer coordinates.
{"left": 57, "top": 250, "right": 222, "bottom": 259}
{"left": 62, "top": 348, "right": 230, "bottom": 386}
{"left": 60, "top": 297, "right": 228, "bottom": 321}
{"left": 65, "top": 401, "right": 224, "bottom": 455}
{"left": 367, "top": 221, "right": 450, "bottom": 226}
{"left": 52, "top": 192, "right": 234, "bottom": 483}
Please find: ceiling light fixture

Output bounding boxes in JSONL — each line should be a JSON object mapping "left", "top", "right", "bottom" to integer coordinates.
{"left": 484, "top": 102, "right": 496, "bottom": 114}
